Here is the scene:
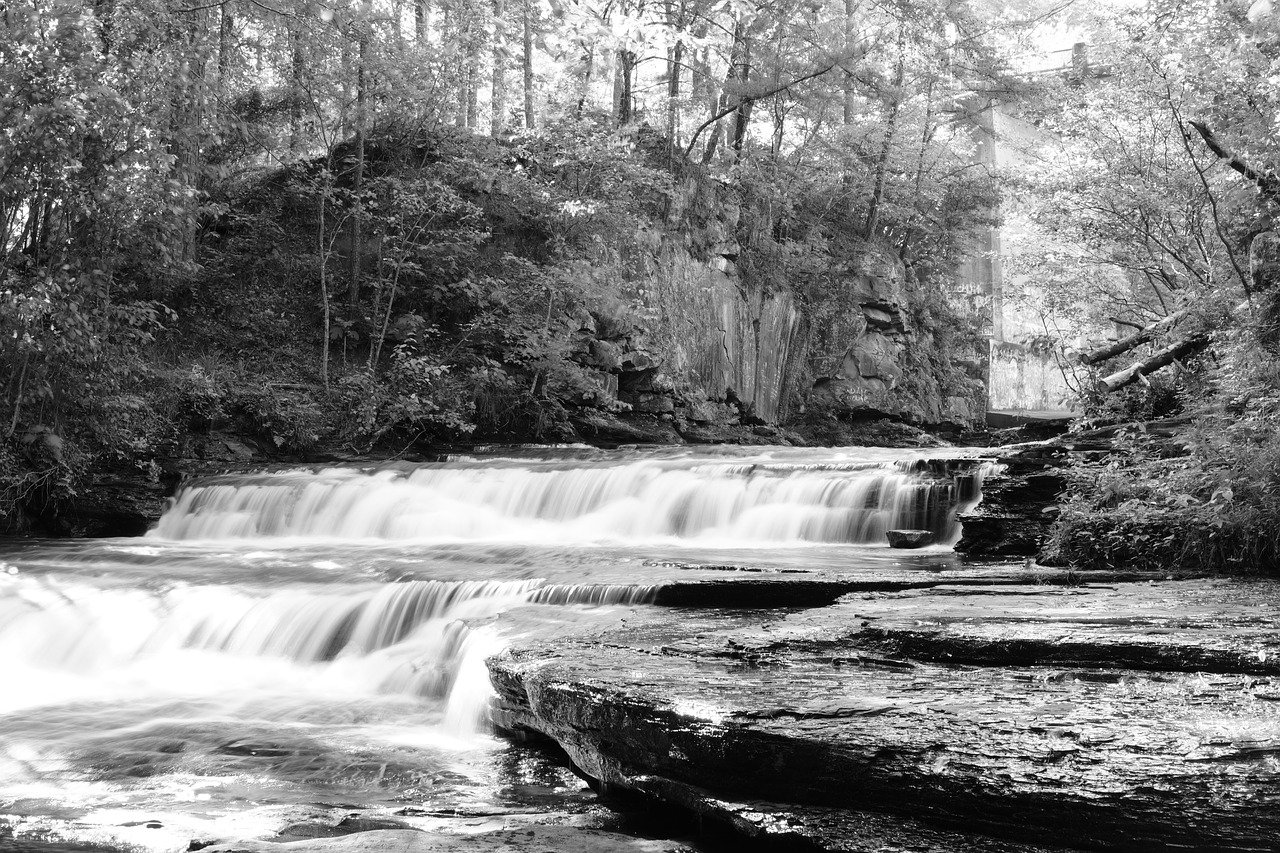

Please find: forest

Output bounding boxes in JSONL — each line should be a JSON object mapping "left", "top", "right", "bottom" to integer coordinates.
{"left": 11, "top": 4, "right": 1280, "bottom": 852}
{"left": 4, "top": 0, "right": 1280, "bottom": 573}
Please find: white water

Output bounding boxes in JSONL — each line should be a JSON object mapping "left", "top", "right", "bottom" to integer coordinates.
{"left": 152, "top": 447, "right": 984, "bottom": 545}
{"left": 0, "top": 445, "right": 987, "bottom": 850}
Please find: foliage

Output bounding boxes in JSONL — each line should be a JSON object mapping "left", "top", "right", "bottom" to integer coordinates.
{"left": 0, "top": 0, "right": 1008, "bottom": 531}
{"left": 1049, "top": 334, "right": 1280, "bottom": 572}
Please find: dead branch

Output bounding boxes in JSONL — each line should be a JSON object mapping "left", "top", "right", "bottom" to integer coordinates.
{"left": 1095, "top": 335, "right": 1210, "bottom": 394}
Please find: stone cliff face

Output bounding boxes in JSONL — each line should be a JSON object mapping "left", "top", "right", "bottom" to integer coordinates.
{"left": 803, "top": 245, "right": 986, "bottom": 428}
{"left": 567, "top": 189, "right": 987, "bottom": 432}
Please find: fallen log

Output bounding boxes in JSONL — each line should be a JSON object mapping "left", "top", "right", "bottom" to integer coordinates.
{"left": 1096, "top": 334, "right": 1210, "bottom": 393}
{"left": 1188, "top": 120, "right": 1280, "bottom": 200}
{"left": 1079, "top": 308, "right": 1191, "bottom": 365}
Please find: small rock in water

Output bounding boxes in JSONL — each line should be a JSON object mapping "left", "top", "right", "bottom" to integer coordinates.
{"left": 886, "top": 529, "right": 934, "bottom": 549}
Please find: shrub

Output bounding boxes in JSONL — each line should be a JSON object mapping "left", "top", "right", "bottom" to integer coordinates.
{"left": 1048, "top": 338, "right": 1280, "bottom": 572}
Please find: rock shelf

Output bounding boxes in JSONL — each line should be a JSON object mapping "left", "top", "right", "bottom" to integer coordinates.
{"left": 489, "top": 578, "right": 1280, "bottom": 852}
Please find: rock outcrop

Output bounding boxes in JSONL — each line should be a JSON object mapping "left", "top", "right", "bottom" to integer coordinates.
{"left": 490, "top": 576, "right": 1280, "bottom": 852}
{"left": 955, "top": 445, "right": 1066, "bottom": 557}
{"left": 559, "top": 182, "right": 986, "bottom": 436}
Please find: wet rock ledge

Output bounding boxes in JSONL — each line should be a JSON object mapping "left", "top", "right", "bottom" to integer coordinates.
{"left": 489, "top": 578, "right": 1280, "bottom": 852}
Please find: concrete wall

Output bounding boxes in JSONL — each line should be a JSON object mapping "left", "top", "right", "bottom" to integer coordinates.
{"left": 956, "top": 102, "right": 1099, "bottom": 414}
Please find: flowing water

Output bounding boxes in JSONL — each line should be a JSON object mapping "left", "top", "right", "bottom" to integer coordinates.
{"left": 0, "top": 445, "right": 989, "bottom": 851}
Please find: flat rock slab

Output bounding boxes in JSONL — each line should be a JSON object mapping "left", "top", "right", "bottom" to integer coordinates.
{"left": 489, "top": 578, "right": 1280, "bottom": 852}
{"left": 202, "top": 827, "right": 694, "bottom": 853}
{"left": 682, "top": 579, "right": 1280, "bottom": 676}
{"left": 644, "top": 566, "right": 1175, "bottom": 609}
{"left": 615, "top": 780, "right": 1071, "bottom": 853}
{"left": 846, "top": 579, "right": 1280, "bottom": 675}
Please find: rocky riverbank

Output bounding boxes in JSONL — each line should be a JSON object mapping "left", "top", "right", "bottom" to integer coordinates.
{"left": 489, "top": 572, "right": 1280, "bottom": 852}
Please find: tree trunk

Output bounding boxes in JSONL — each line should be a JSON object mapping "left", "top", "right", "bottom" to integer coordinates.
{"left": 575, "top": 47, "right": 593, "bottom": 116}
{"left": 839, "top": 0, "right": 857, "bottom": 202}
{"left": 218, "top": 0, "right": 234, "bottom": 101}
{"left": 168, "top": 11, "right": 205, "bottom": 270}
{"left": 318, "top": 178, "right": 331, "bottom": 390}
{"left": 491, "top": 0, "right": 507, "bottom": 137}
{"left": 415, "top": 0, "right": 428, "bottom": 41}
{"left": 896, "top": 74, "right": 939, "bottom": 260}
{"left": 1188, "top": 120, "right": 1280, "bottom": 200}
{"left": 686, "top": 59, "right": 840, "bottom": 161}
{"left": 665, "top": 0, "right": 684, "bottom": 155}
{"left": 617, "top": 48, "right": 636, "bottom": 124}
{"left": 289, "top": 25, "right": 304, "bottom": 152}
{"left": 465, "top": 21, "right": 481, "bottom": 130}
{"left": 467, "top": 69, "right": 480, "bottom": 128}
{"left": 1078, "top": 308, "right": 1191, "bottom": 366}
{"left": 522, "top": 0, "right": 535, "bottom": 128}
{"left": 349, "top": 25, "right": 369, "bottom": 309}
{"left": 703, "top": 17, "right": 745, "bottom": 164}
{"left": 1096, "top": 335, "right": 1210, "bottom": 394}
{"left": 340, "top": 39, "right": 352, "bottom": 135}
{"left": 863, "top": 43, "right": 905, "bottom": 240}
{"left": 770, "top": 98, "right": 785, "bottom": 157}
{"left": 728, "top": 38, "right": 751, "bottom": 159}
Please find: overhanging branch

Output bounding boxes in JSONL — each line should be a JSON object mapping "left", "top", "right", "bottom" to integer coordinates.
{"left": 1187, "top": 120, "right": 1280, "bottom": 200}
{"left": 682, "top": 59, "right": 843, "bottom": 160}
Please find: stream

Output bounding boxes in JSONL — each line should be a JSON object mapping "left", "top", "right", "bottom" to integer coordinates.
{"left": 0, "top": 445, "right": 991, "bottom": 852}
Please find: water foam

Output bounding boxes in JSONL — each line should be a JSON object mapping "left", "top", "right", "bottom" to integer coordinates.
{"left": 151, "top": 452, "right": 986, "bottom": 546}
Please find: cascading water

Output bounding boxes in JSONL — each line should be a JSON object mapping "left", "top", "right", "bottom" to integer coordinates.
{"left": 0, "top": 445, "right": 988, "bottom": 851}
{"left": 151, "top": 448, "right": 984, "bottom": 545}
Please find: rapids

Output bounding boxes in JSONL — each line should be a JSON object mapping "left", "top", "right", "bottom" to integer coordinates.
{"left": 0, "top": 445, "right": 988, "bottom": 851}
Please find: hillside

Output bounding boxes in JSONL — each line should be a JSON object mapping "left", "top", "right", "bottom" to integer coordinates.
{"left": 1, "top": 123, "right": 987, "bottom": 535}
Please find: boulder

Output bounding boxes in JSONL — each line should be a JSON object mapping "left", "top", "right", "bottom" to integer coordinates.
{"left": 808, "top": 377, "right": 934, "bottom": 424}
{"left": 632, "top": 393, "right": 675, "bottom": 414}
{"left": 886, "top": 529, "right": 934, "bottom": 549}
{"left": 586, "top": 340, "right": 623, "bottom": 371}
{"left": 619, "top": 351, "right": 654, "bottom": 372}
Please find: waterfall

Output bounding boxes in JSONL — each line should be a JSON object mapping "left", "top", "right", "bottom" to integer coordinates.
{"left": 0, "top": 573, "right": 652, "bottom": 724}
{"left": 151, "top": 450, "right": 987, "bottom": 546}
{"left": 0, "top": 445, "right": 993, "bottom": 847}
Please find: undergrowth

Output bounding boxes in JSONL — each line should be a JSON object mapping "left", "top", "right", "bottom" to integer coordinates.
{"left": 1048, "top": 336, "right": 1280, "bottom": 572}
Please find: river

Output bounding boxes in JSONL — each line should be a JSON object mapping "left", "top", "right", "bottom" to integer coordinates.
{"left": 0, "top": 445, "right": 989, "bottom": 852}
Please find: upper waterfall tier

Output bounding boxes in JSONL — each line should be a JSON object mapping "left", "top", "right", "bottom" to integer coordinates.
{"left": 151, "top": 447, "right": 989, "bottom": 546}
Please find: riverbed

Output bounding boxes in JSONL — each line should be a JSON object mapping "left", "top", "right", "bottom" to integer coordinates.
{"left": 5, "top": 445, "right": 1272, "bottom": 853}
{"left": 0, "top": 445, "right": 987, "bottom": 852}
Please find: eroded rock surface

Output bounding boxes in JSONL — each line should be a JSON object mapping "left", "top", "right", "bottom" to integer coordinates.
{"left": 490, "top": 578, "right": 1280, "bottom": 852}
{"left": 955, "top": 447, "right": 1066, "bottom": 558}
{"left": 201, "top": 827, "right": 695, "bottom": 853}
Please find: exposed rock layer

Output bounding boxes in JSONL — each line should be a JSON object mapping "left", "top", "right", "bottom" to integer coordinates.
{"left": 490, "top": 577, "right": 1280, "bottom": 852}
{"left": 574, "top": 192, "right": 985, "bottom": 430}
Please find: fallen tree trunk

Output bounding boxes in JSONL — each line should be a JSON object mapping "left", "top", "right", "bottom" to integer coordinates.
{"left": 1188, "top": 121, "right": 1280, "bottom": 200}
{"left": 1096, "top": 334, "right": 1210, "bottom": 393}
{"left": 1079, "top": 308, "right": 1191, "bottom": 365}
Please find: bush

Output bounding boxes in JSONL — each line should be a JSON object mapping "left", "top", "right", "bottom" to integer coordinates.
{"left": 233, "top": 386, "right": 328, "bottom": 453}
{"left": 1048, "top": 339, "right": 1280, "bottom": 572}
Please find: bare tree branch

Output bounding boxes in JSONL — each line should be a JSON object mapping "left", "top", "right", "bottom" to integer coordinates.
{"left": 1187, "top": 120, "right": 1280, "bottom": 200}
{"left": 683, "top": 58, "right": 843, "bottom": 159}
